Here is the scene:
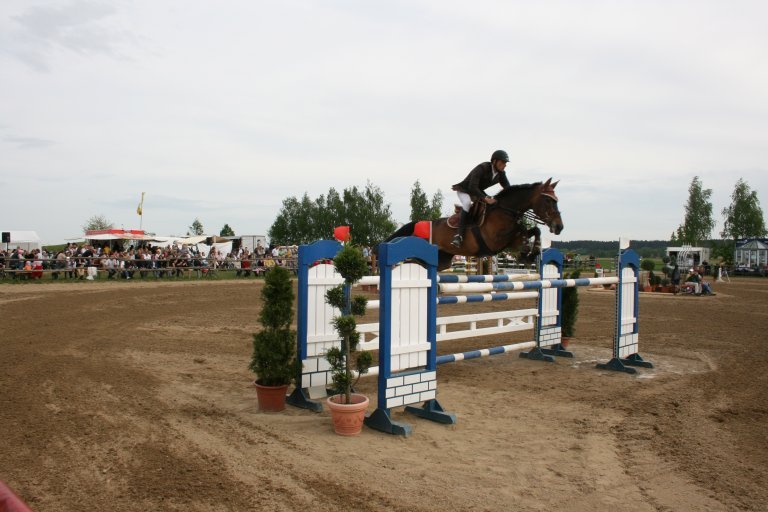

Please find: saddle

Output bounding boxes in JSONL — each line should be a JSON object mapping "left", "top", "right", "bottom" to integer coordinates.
{"left": 447, "top": 202, "right": 486, "bottom": 229}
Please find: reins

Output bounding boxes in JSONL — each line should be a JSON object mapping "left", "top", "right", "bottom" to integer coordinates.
{"left": 490, "top": 203, "right": 545, "bottom": 225}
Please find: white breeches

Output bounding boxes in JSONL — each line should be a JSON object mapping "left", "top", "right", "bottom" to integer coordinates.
{"left": 456, "top": 191, "right": 472, "bottom": 212}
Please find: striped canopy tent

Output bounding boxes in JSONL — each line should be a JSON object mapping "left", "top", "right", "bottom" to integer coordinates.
{"left": 84, "top": 229, "right": 146, "bottom": 241}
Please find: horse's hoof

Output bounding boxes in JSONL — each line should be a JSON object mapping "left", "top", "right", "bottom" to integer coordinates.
{"left": 451, "top": 236, "right": 462, "bottom": 248}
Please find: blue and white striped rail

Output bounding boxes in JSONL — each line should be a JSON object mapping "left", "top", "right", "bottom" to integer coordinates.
{"left": 438, "top": 273, "right": 541, "bottom": 283}
{"left": 438, "top": 276, "right": 618, "bottom": 294}
{"left": 435, "top": 341, "right": 537, "bottom": 365}
{"left": 360, "top": 340, "right": 538, "bottom": 376}
{"left": 437, "top": 291, "right": 539, "bottom": 304}
{"left": 357, "top": 272, "right": 540, "bottom": 287}
{"left": 364, "top": 290, "right": 539, "bottom": 311}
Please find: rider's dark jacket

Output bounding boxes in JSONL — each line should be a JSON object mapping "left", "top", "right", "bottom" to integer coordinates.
{"left": 452, "top": 161, "right": 511, "bottom": 201}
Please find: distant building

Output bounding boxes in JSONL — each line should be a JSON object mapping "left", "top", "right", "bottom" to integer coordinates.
{"left": 223, "top": 235, "right": 267, "bottom": 253}
{"left": 665, "top": 245, "right": 711, "bottom": 269}
{"left": 734, "top": 238, "right": 768, "bottom": 268}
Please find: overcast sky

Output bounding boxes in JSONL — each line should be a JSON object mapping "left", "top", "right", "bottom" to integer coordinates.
{"left": 2, "top": 0, "right": 767, "bottom": 245}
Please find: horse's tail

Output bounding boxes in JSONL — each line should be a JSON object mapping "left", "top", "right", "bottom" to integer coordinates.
{"left": 372, "top": 221, "right": 417, "bottom": 256}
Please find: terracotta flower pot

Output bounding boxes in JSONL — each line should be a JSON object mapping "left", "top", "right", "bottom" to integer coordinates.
{"left": 326, "top": 393, "right": 369, "bottom": 436}
{"left": 254, "top": 381, "right": 289, "bottom": 412}
{"left": 560, "top": 337, "right": 571, "bottom": 349}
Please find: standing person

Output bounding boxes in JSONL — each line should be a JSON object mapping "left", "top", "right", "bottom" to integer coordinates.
{"left": 451, "top": 150, "right": 512, "bottom": 248}
{"left": 9, "top": 248, "right": 21, "bottom": 279}
{"left": 671, "top": 263, "right": 681, "bottom": 294}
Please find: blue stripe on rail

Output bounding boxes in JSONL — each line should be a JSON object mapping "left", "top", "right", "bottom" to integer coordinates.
{"left": 439, "top": 277, "right": 618, "bottom": 290}
{"left": 435, "top": 344, "right": 534, "bottom": 365}
{"left": 496, "top": 278, "right": 617, "bottom": 290}
{"left": 437, "top": 293, "right": 514, "bottom": 305}
{"left": 437, "top": 274, "right": 533, "bottom": 283}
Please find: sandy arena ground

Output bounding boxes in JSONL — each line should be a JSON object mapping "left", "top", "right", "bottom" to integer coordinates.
{"left": 1, "top": 276, "right": 767, "bottom": 511}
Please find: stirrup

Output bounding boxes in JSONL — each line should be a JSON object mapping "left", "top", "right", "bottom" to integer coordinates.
{"left": 451, "top": 235, "right": 463, "bottom": 247}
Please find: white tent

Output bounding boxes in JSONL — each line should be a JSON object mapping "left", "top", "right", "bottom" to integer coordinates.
{"left": 180, "top": 235, "right": 208, "bottom": 245}
{"left": 2, "top": 230, "right": 41, "bottom": 251}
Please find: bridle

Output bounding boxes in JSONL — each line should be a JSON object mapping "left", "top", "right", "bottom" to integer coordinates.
{"left": 491, "top": 194, "right": 560, "bottom": 227}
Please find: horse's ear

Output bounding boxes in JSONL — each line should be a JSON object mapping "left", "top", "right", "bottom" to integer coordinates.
{"left": 551, "top": 180, "right": 559, "bottom": 188}
{"left": 543, "top": 178, "right": 552, "bottom": 186}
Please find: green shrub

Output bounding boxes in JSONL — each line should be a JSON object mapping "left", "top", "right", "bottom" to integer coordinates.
{"left": 325, "top": 245, "right": 372, "bottom": 404}
{"left": 640, "top": 259, "right": 656, "bottom": 271}
{"left": 561, "top": 270, "right": 580, "bottom": 338}
{"left": 249, "top": 266, "right": 299, "bottom": 386}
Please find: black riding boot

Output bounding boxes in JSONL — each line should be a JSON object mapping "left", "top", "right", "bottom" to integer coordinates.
{"left": 451, "top": 210, "right": 469, "bottom": 248}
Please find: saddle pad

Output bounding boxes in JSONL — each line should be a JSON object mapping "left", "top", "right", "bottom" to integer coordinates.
{"left": 447, "top": 204, "right": 486, "bottom": 229}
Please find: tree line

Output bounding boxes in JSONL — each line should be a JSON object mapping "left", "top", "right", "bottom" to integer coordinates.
{"left": 266, "top": 180, "right": 443, "bottom": 247}
{"left": 81, "top": 176, "right": 764, "bottom": 263}
{"left": 672, "top": 177, "right": 766, "bottom": 262}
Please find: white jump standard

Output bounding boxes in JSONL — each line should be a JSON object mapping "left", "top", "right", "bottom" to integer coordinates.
{"left": 286, "top": 239, "right": 347, "bottom": 412}
{"left": 364, "top": 237, "right": 456, "bottom": 435}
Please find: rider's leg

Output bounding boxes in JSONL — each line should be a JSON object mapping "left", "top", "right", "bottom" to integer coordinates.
{"left": 452, "top": 192, "right": 472, "bottom": 247}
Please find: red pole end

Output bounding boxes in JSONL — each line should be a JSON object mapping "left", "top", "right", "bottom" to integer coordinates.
{"left": 333, "top": 226, "right": 351, "bottom": 242}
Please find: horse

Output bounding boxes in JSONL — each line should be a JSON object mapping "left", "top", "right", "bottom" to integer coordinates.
{"left": 379, "top": 179, "right": 564, "bottom": 271}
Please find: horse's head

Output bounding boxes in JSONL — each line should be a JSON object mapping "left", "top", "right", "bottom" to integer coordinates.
{"left": 533, "top": 178, "right": 564, "bottom": 235}
{"left": 493, "top": 180, "right": 564, "bottom": 235}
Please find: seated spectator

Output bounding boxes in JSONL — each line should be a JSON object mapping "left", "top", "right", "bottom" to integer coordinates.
{"left": 52, "top": 250, "right": 66, "bottom": 280}
{"left": 22, "top": 258, "right": 33, "bottom": 280}
{"left": 103, "top": 256, "right": 117, "bottom": 279}
{"left": 685, "top": 270, "right": 702, "bottom": 295}
{"left": 32, "top": 250, "right": 44, "bottom": 279}
{"left": 10, "top": 248, "right": 23, "bottom": 279}
{"left": 65, "top": 250, "right": 75, "bottom": 279}
{"left": 225, "top": 252, "right": 237, "bottom": 271}
{"left": 238, "top": 251, "right": 252, "bottom": 277}
{"left": 175, "top": 251, "right": 190, "bottom": 277}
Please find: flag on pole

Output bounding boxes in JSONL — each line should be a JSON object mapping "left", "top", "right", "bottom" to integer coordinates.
{"left": 137, "top": 192, "right": 145, "bottom": 216}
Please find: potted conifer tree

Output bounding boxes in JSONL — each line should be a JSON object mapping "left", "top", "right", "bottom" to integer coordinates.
{"left": 249, "top": 265, "right": 299, "bottom": 412}
{"left": 640, "top": 259, "right": 655, "bottom": 292}
{"left": 324, "top": 244, "right": 373, "bottom": 436}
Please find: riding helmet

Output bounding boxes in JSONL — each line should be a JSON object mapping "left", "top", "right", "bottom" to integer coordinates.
{"left": 491, "top": 149, "right": 509, "bottom": 162}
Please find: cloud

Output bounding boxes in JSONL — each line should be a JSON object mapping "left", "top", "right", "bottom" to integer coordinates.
{"left": 1, "top": 1, "right": 133, "bottom": 71}
{"left": 3, "top": 135, "right": 55, "bottom": 149}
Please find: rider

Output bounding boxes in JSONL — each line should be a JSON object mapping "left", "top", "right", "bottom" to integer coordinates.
{"left": 450, "top": 149, "right": 511, "bottom": 248}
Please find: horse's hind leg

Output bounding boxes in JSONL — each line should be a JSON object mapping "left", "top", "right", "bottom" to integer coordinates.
{"left": 437, "top": 251, "right": 454, "bottom": 272}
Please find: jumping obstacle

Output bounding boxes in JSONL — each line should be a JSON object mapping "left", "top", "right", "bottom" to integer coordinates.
{"left": 286, "top": 239, "right": 540, "bottom": 414}
{"left": 287, "top": 237, "right": 653, "bottom": 434}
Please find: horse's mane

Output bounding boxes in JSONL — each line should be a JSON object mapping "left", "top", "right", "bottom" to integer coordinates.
{"left": 493, "top": 182, "right": 543, "bottom": 200}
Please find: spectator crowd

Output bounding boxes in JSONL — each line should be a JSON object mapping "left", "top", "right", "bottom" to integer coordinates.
{"left": 0, "top": 242, "right": 300, "bottom": 281}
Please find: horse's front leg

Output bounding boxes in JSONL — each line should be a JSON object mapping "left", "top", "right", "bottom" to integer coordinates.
{"left": 528, "top": 226, "right": 542, "bottom": 255}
